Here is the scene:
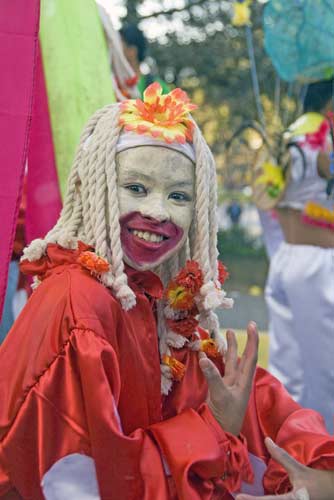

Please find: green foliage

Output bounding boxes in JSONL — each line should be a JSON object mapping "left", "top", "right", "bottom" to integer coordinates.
{"left": 119, "top": 0, "right": 300, "bottom": 192}
{"left": 218, "top": 227, "right": 268, "bottom": 292}
{"left": 217, "top": 226, "right": 266, "bottom": 258}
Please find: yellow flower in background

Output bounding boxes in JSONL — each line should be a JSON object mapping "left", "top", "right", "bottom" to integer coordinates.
{"left": 255, "top": 162, "right": 285, "bottom": 198}
{"left": 119, "top": 82, "right": 197, "bottom": 144}
{"left": 232, "top": 0, "right": 252, "bottom": 27}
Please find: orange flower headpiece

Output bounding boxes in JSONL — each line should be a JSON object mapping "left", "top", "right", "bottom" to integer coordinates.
{"left": 119, "top": 82, "right": 197, "bottom": 144}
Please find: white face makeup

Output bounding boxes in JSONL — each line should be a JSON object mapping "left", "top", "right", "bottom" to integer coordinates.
{"left": 116, "top": 146, "right": 195, "bottom": 271}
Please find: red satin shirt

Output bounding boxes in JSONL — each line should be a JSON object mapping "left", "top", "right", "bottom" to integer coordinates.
{"left": 0, "top": 243, "right": 333, "bottom": 499}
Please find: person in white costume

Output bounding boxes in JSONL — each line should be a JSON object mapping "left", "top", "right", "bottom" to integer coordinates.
{"left": 265, "top": 78, "right": 334, "bottom": 433}
{"left": 258, "top": 209, "right": 284, "bottom": 261}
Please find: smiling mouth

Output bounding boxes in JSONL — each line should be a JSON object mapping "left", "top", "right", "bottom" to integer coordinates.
{"left": 129, "top": 228, "right": 168, "bottom": 244}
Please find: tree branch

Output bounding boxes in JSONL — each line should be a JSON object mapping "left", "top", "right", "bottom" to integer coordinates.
{"left": 139, "top": 0, "right": 209, "bottom": 20}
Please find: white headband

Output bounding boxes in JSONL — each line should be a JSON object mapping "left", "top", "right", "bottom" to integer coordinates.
{"left": 116, "top": 131, "right": 196, "bottom": 162}
{"left": 84, "top": 130, "right": 196, "bottom": 162}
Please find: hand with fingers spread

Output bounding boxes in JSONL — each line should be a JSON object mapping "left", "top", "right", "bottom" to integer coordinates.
{"left": 199, "top": 321, "right": 259, "bottom": 436}
{"left": 236, "top": 437, "right": 334, "bottom": 500}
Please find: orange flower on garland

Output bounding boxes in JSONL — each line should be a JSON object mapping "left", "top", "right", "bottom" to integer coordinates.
{"left": 78, "top": 251, "right": 110, "bottom": 275}
{"left": 175, "top": 260, "right": 203, "bottom": 294}
{"left": 218, "top": 261, "right": 229, "bottom": 285}
{"left": 119, "top": 82, "right": 197, "bottom": 144}
{"left": 162, "top": 355, "right": 186, "bottom": 381}
{"left": 200, "top": 339, "right": 219, "bottom": 358}
{"left": 165, "top": 280, "right": 194, "bottom": 310}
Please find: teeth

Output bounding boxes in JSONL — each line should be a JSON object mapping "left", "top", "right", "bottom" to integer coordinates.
{"left": 132, "top": 230, "right": 164, "bottom": 243}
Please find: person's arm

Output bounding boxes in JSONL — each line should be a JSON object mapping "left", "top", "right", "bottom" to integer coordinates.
{"left": 249, "top": 368, "right": 334, "bottom": 495}
{"left": 0, "top": 321, "right": 257, "bottom": 499}
{"left": 236, "top": 437, "right": 334, "bottom": 500}
{"left": 73, "top": 327, "right": 255, "bottom": 499}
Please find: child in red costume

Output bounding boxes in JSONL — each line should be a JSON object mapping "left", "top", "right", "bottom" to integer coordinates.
{"left": 0, "top": 84, "right": 333, "bottom": 500}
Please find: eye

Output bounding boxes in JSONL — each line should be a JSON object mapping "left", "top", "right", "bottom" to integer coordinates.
{"left": 124, "top": 183, "right": 147, "bottom": 195}
{"left": 168, "top": 191, "right": 192, "bottom": 202}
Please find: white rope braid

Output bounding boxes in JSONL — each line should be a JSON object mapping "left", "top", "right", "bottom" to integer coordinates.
{"left": 103, "top": 108, "right": 136, "bottom": 308}
{"left": 192, "top": 125, "right": 211, "bottom": 280}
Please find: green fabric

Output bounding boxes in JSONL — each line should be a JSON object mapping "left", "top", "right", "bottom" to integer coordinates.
{"left": 40, "top": 0, "right": 115, "bottom": 197}
{"left": 137, "top": 75, "right": 170, "bottom": 98}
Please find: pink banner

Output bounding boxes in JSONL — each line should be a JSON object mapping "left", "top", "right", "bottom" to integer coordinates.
{"left": 0, "top": 0, "right": 40, "bottom": 319}
{"left": 26, "top": 42, "right": 62, "bottom": 244}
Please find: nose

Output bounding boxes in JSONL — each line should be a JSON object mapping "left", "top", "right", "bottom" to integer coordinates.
{"left": 140, "top": 195, "right": 170, "bottom": 223}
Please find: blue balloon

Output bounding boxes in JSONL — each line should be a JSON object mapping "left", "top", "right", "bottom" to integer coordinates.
{"left": 264, "top": 0, "right": 334, "bottom": 82}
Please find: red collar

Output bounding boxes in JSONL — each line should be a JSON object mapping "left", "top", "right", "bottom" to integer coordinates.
{"left": 125, "top": 265, "right": 163, "bottom": 299}
{"left": 21, "top": 241, "right": 163, "bottom": 299}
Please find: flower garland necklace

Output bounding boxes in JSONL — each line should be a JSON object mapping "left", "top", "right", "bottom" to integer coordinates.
{"left": 160, "top": 259, "right": 231, "bottom": 394}
{"left": 76, "top": 247, "right": 232, "bottom": 396}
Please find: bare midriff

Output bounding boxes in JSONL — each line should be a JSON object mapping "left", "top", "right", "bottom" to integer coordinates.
{"left": 277, "top": 207, "right": 334, "bottom": 248}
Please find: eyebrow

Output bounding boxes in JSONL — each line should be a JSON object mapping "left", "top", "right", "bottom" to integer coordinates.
{"left": 120, "top": 171, "right": 193, "bottom": 189}
{"left": 120, "top": 171, "right": 153, "bottom": 182}
{"left": 167, "top": 181, "right": 194, "bottom": 189}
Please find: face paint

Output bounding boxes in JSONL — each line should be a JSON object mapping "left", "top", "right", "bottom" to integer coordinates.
{"left": 116, "top": 146, "right": 195, "bottom": 271}
{"left": 120, "top": 212, "right": 184, "bottom": 266}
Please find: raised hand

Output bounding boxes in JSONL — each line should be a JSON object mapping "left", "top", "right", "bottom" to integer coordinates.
{"left": 199, "top": 321, "right": 258, "bottom": 436}
{"left": 236, "top": 437, "right": 334, "bottom": 500}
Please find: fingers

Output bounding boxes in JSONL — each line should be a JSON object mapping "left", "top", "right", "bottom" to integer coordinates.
{"left": 294, "top": 489, "right": 310, "bottom": 500}
{"left": 199, "top": 353, "right": 221, "bottom": 380}
{"left": 224, "top": 329, "right": 238, "bottom": 384}
{"left": 236, "top": 493, "right": 297, "bottom": 500}
{"left": 199, "top": 352, "right": 225, "bottom": 396}
{"left": 264, "top": 437, "right": 306, "bottom": 476}
{"left": 237, "top": 321, "right": 259, "bottom": 383}
{"left": 236, "top": 490, "right": 308, "bottom": 500}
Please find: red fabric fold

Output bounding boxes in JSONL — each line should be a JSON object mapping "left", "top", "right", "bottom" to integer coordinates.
{"left": 150, "top": 404, "right": 253, "bottom": 498}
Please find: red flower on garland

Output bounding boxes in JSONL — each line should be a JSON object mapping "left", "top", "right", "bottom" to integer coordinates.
{"left": 77, "top": 251, "right": 110, "bottom": 275}
{"left": 175, "top": 260, "right": 204, "bottom": 294}
{"left": 218, "top": 261, "right": 229, "bottom": 285}
{"left": 166, "top": 316, "right": 199, "bottom": 337}
{"left": 165, "top": 280, "right": 194, "bottom": 310}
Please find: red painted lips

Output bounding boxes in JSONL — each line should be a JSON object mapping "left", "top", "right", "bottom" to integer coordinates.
{"left": 120, "top": 212, "right": 184, "bottom": 266}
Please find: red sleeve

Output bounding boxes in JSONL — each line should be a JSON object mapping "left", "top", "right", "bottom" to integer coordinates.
{"left": 249, "top": 367, "right": 334, "bottom": 494}
{"left": 72, "top": 328, "right": 253, "bottom": 499}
